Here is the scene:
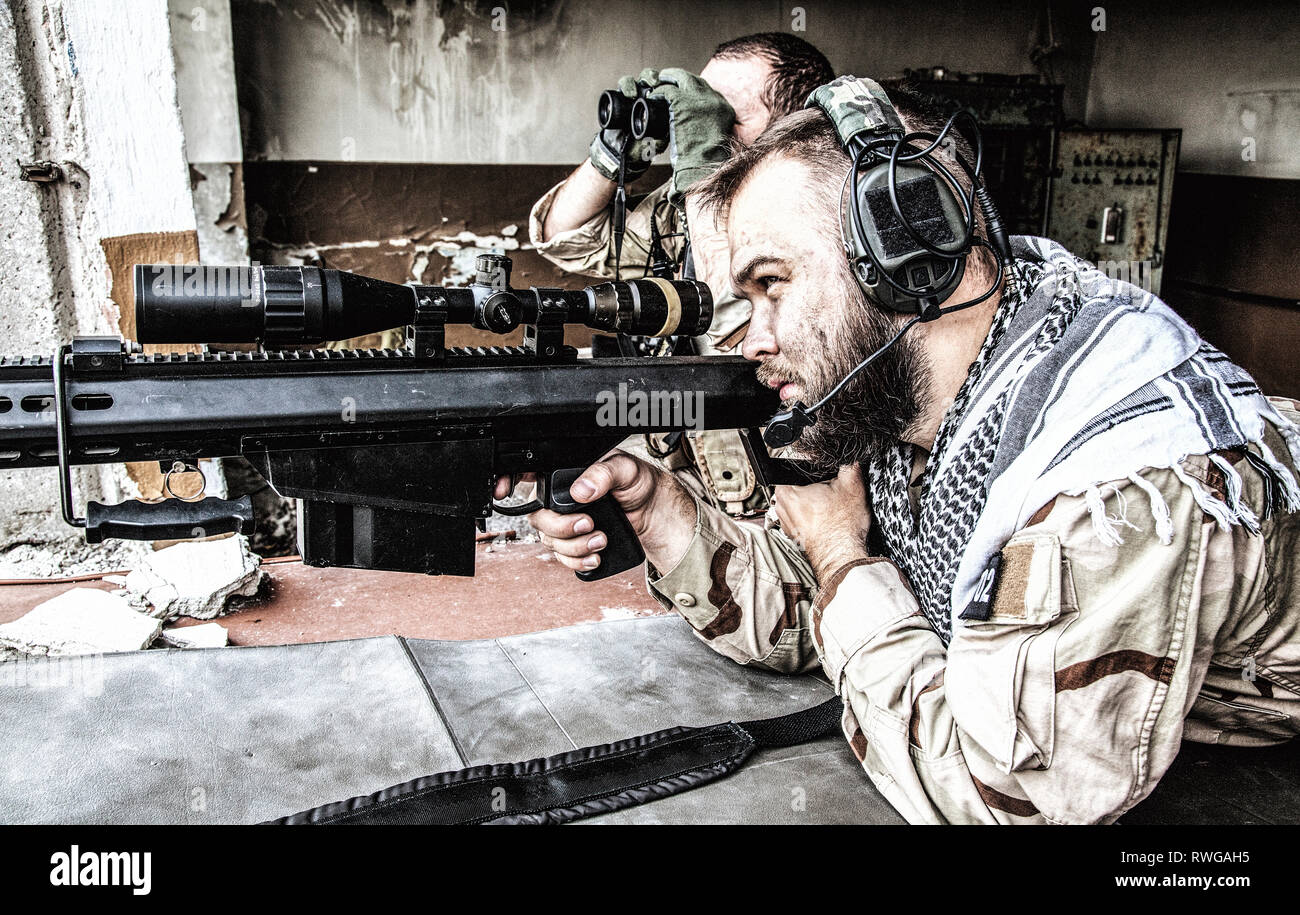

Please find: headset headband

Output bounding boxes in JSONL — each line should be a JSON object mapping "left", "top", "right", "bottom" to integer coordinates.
{"left": 806, "top": 75, "right": 904, "bottom": 152}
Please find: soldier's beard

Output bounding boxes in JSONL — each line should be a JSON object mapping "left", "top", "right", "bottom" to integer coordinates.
{"left": 759, "top": 277, "right": 930, "bottom": 475}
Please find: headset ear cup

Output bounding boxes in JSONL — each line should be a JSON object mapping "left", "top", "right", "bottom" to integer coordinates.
{"left": 830, "top": 79, "right": 989, "bottom": 318}
{"left": 851, "top": 175, "right": 913, "bottom": 315}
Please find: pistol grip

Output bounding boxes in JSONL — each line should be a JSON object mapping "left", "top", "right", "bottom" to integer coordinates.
{"left": 546, "top": 467, "right": 645, "bottom": 582}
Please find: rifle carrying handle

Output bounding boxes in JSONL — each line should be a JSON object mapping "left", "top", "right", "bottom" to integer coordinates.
{"left": 546, "top": 468, "right": 645, "bottom": 582}
{"left": 84, "top": 495, "right": 255, "bottom": 544}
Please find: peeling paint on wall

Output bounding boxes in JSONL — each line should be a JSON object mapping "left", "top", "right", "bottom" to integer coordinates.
{"left": 235, "top": 0, "right": 571, "bottom": 163}
{"left": 265, "top": 228, "right": 522, "bottom": 284}
{"left": 190, "top": 162, "right": 251, "bottom": 263}
{"left": 233, "top": 0, "right": 1107, "bottom": 165}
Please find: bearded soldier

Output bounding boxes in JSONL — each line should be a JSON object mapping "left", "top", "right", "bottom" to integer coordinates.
{"left": 517, "top": 78, "right": 1300, "bottom": 824}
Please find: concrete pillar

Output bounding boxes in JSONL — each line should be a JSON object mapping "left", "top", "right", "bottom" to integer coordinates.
{"left": 0, "top": 0, "right": 203, "bottom": 574}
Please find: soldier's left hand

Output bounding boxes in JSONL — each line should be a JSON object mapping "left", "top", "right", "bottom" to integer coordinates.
{"left": 650, "top": 67, "right": 735, "bottom": 206}
{"left": 773, "top": 463, "right": 873, "bottom": 581}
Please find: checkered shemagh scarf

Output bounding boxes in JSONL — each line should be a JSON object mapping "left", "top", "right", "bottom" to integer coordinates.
{"left": 865, "top": 236, "right": 1300, "bottom": 644}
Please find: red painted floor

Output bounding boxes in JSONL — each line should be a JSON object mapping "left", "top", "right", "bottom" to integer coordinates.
{"left": 0, "top": 542, "right": 669, "bottom": 645}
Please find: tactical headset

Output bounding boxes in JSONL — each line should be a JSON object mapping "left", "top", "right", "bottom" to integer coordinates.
{"left": 762, "top": 75, "right": 1013, "bottom": 449}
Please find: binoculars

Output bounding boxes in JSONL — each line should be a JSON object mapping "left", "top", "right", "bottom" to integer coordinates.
{"left": 597, "top": 84, "right": 670, "bottom": 141}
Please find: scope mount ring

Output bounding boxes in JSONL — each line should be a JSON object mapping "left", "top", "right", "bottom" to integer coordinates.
{"left": 162, "top": 461, "right": 209, "bottom": 503}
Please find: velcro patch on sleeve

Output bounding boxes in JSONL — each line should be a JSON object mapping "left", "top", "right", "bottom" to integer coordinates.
{"left": 990, "top": 542, "right": 1035, "bottom": 620}
{"left": 960, "top": 537, "right": 1063, "bottom": 627}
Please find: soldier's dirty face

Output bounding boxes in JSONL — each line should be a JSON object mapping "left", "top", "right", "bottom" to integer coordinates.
{"left": 701, "top": 55, "right": 774, "bottom": 146}
{"left": 731, "top": 156, "right": 845, "bottom": 404}
{"left": 729, "top": 155, "right": 929, "bottom": 469}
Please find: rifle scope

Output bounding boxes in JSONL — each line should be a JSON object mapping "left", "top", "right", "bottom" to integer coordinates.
{"left": 133, "top": 261, "right": 711, "bottom": 346}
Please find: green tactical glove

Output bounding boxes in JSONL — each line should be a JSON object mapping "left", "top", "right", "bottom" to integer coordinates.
{"left": 649, "top": 67, "right": 736, "bottom": 209}
{"left": 588, "top": 69, "right": 670, "bottom": 182}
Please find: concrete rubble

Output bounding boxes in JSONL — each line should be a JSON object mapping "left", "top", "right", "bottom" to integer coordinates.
{"left": 125, "top": 535, "right": 264, "bottom": 620}
{"left": 158, "top": 622, "right": 229, "bottom": 649}
{"left": 0, "top": 538, "right": 155, "bottom": 580}
{"left": 0, "top": 588, "right": 162, "bottom": 657}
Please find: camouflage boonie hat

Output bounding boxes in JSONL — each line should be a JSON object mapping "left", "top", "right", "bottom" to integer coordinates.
{"left": 806, "top": 75, "right": 903, "bottom": 151}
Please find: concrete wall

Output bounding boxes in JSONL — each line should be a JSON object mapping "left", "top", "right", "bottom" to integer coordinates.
{"left": 171, "top": 0, "right": 244, "bottom": 164}
{"left": 232, "top": 0, "right": 1296, "bottom": 176}
{"left": 0, "top": 0, "right": 85, "bottom": 553}
{"left": 1085, "top": 0, "right": 1300, "bottom": 179}
{"left": 61, "top": 1, "right": 198, "bottom": 238}
{"left": 0, "top": 0, "right": 202, "bottom": 573}
{"left": 231, "top": 0, "right": 1092, "bottom": 164}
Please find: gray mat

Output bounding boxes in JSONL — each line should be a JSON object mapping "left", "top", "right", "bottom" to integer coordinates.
{"left": 1, "top": 614, "right": 1292, "bottom": 824}
{"left": 0, "top": 637, "right": 461, "bottom": 824}
{"left": 407, "top": 617, "right": 901, "bottom": 825}
{"left": 0, "top": 616, "right": 898, "bottom": 824}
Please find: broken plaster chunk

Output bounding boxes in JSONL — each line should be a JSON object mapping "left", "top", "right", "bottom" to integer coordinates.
{"left": 158, "top": 622, "right": 229, "bottom": 650}
{"left": 125, "top": 535, "right": 263, "bottom": 621}
{"left": 0, "top": 588, "right": 162, "bottom": 658}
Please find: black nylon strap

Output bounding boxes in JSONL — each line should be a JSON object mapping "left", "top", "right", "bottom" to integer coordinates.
{"left": 267, "top": 696, "right": 843, "bottom": 825}
{"left": 737, "top": 695, "right": 845, "bottom": 748}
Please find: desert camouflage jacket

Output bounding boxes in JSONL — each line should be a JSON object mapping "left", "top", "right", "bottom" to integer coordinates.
{"left": 644, "top": 401, "right": 1300, "bottom": 824}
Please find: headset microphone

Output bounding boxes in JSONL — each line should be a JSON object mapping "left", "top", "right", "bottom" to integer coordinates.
{"left": 763, "top": 313, "right": 925, "bottom": 449}
{"left": 761, "top": 76, "right": 1013, "bottom": 451}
